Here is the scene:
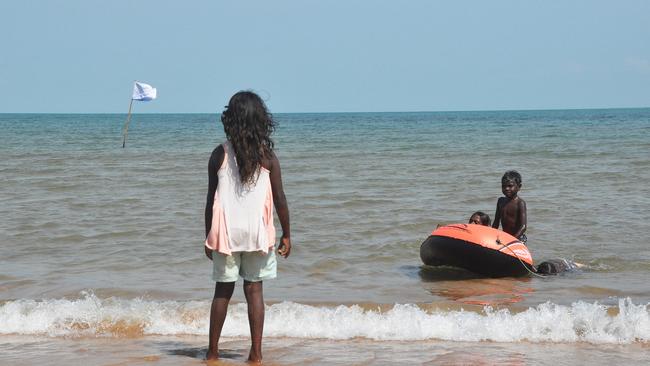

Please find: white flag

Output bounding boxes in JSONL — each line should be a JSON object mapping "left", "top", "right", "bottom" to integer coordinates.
{"left": 132, "top": 81, "right": 157, "bottom": 101}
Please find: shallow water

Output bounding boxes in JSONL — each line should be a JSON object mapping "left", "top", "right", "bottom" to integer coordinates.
{"left": 1, "top": 109, "right": 649, "bottom": 364}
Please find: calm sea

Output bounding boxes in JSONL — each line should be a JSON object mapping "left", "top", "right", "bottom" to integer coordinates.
{"left": 1, "top": 109, "right": 649, "bottom": 365}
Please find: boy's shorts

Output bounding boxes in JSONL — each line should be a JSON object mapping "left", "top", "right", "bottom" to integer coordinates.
{"left": 212, "top": 249, "right": 277, "bottom": 282}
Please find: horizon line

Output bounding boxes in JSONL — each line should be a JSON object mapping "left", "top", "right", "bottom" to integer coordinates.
{"left": 1, "top": 106, "right": 649, "bottom": 115}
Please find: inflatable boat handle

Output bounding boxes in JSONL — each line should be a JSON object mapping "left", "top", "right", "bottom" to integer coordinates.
{"left": 495, "top": 236, "right": 545, "bottom": 278}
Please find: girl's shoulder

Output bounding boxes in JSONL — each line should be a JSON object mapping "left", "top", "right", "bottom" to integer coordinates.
{"left": 211, "top": 143, "right": 225, "bottom": 158}
{"left": 209, "top": 144, "right": 226, "bottom": 170}
{"left": 212, "top": 143, "right": 225, "bottom": 154}
{"left": 260, "top": 150, "right": 279, "bottom": 171}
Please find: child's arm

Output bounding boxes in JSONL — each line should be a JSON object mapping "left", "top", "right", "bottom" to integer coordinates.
{"left": 204, "top": 145, "right": 224, "bottom": 259}
{"left": 268, "top": 152, "right": 292, "bottom": 258}
{"left": 492, "top": 199, "right": 501, "bottom": 229}
{"left": 512, "top": 199, "right": 527, "bottom": 238}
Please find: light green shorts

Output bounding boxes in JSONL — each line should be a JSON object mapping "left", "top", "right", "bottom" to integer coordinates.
{"left": 212, "top": 249, "right": 277, "bottom": 282}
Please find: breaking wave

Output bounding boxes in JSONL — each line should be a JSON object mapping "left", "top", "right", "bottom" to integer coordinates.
{"left": 1, "top": 292, "right": 648, "bottom": 343}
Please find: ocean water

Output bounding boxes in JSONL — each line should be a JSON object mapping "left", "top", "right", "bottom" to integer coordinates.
{"left": 1, "top": 109, "right": 649, "bottom": 365}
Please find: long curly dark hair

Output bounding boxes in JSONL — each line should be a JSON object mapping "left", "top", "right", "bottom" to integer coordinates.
{"left": 221, "top": 91, "right": 276, "bottom": 186}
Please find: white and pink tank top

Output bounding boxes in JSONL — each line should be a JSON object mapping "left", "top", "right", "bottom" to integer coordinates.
{"left": 205, "top": 141, "right": 275, "bottom": 255}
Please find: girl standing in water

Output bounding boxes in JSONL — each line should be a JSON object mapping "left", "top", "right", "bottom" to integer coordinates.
{"left": 204, "top": 91, "right": 291, "bottom": 362}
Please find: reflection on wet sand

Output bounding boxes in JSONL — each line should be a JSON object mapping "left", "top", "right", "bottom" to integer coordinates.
{"left": 429, "top": 348, "right": 526, "bottom": 366}
{"left": 419, "top": 266, "right": 533, "bottom": 306}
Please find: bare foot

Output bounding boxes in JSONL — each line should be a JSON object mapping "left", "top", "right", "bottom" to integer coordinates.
{"left": 247, "top": 348, "right": 262, "bottom": 363}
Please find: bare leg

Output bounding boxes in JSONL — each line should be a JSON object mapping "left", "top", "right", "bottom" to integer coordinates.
{"left": 207, "top": 281, "right": 235, "bottom": 360}
{"left": 243, "top": 280, "right": 264, "bottom": 363}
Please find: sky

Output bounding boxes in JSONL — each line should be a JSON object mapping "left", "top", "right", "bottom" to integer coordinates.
{"left": 1, "top": 0, "right": 649, "bottom": 113}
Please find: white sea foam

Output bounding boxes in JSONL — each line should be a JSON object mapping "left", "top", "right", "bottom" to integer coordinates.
{"left": 1, "top": 293, "right": 648, "bottom": 343}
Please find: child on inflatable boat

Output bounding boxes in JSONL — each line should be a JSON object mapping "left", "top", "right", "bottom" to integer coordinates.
{"left": 492, "top": 170, "right": 528, "bottom": 245}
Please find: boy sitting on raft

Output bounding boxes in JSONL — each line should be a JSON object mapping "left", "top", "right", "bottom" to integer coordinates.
{"left": 492, "top": 170, "right": 528, "bottom": 244}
